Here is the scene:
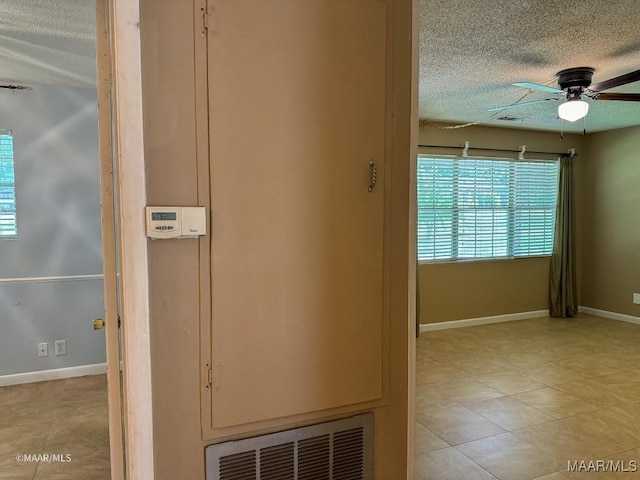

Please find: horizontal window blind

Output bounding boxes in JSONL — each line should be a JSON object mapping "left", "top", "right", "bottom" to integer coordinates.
{"left": 0, "top": 132, "right": 16, "bottom": 238}
{"left": 417, "top": 155, "right": 559, "bottom": 262}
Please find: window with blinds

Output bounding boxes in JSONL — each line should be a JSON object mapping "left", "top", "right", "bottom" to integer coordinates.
{"left": 0, "top": 131, "right": 17, "bottom": 238}
{"left": 417, "top": 155, "right": 559, "bottom": 262}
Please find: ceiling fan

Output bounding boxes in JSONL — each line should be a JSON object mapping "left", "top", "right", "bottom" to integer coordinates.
{"left": 490, "top": 67, "right": 640, "bottom": 122}
{"left": 0, "top": 84, "right": 32, "bottom": 91}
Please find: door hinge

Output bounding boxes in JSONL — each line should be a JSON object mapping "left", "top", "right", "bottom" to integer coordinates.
{"left": 200, "top": 7, "right": 210, "bottom": 36}
{"left": 207, "top": 368, "right": 213, "bottom": 386}
{"left": 101, "top": 50, "right": 112, "bottom": 84}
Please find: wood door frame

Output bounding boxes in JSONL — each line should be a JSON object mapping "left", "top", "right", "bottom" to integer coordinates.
{"left": 107, "top": 0, "right": 155, "bottom": 478}
{"left": 95, "top": 0, "right": 125, "bottom": 478}
{"left": 406, "top": 0, "right": 418, "bottom": 476}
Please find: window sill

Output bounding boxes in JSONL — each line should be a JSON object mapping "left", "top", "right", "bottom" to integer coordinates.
{"left": 418, "top": 255, "right": 551, "bottom": 266}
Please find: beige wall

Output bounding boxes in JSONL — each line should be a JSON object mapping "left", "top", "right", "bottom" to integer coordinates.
{"left": 580, "top": 125, "right": 640, "bottom": 317}
{"left": 138, "top": 1, "right": 415, "bottom": 478}
{"left": 418, "top": 124, "right": 585, "bottom": 324}
{"left": 420, "top": 258, "right": 550, "bottom": 323}
{"left": 140, "top": 1, "right": 206, "bottom": 478}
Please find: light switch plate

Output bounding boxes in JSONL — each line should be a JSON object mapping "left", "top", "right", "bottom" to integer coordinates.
{"left": 634, "top": 293, "right": 640, "bottom": 305}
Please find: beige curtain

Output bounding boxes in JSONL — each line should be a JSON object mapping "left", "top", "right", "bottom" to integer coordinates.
{"left": 416, "top": 264, "right": 421, "bottom": 337}
{"left": 549, "top": 154, "right": 577, "bottom": 318}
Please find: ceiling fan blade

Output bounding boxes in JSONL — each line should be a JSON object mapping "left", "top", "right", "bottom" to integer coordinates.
{"left": 488, "top": 98, "right": 559, "bottom": 112}
{"left": 591, "top": 92, "right": 640, "bottom": 101}
{"left": 513, "top": 82, "right": 562, "bottom": 94}
{"left": 0, "top": 84, "right": 31, "bottom": 90}
{"left": 588, "top": 69, "right": 640, "bottom": 92}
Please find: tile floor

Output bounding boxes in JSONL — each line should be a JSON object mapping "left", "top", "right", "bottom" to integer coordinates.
{"left": 4, "top": 315, "right": 640, "bottom": 480}
{"left": 416, "top": 314, "right": 640, "bottom": 480}
{"left": 0, "top": 374, "right": 110, "bottom": 480}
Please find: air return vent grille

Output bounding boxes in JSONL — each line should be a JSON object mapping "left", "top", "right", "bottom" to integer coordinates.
{"left": 219, "top": 451, "right": 256, "bottom": 479}
{"left": 206, "top": 414, "right": 373, "bottom": 480}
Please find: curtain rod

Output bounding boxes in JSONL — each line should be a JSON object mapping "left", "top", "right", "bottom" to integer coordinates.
{"left": 418, "top": 144, "right": 574, "bottom": 157}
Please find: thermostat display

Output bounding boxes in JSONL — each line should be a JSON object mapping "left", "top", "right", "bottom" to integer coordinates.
{"left": 151, "top": 212, "right": 177, "bottom": 221}
{"left": 146, "top": 206, "right": 206, "bottom": 239}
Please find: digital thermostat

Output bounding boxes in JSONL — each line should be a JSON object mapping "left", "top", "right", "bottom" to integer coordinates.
{"left": 145, "top": 206, "right": 206, "bottom": 239}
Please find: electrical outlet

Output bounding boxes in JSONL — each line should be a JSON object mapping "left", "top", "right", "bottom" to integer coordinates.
{"left": 37, "top": 342, "right": 48, "bottom": 357}
{"left": 634, "top": 293, "right": 640, "bottom": 305}
{"left": 54, "top": 340, "right": 67, "bottom": 356}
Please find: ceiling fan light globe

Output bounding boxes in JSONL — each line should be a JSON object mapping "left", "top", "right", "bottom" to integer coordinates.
{"left": 558, "top": 100, "right": 589, "bottom": 122}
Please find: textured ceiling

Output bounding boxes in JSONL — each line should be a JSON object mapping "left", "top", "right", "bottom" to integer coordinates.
{"left": 419, "top": 0, "right": 640, "bottom": 133}
{"left": 0, "top": 0, "right": 95, "bottom": 89}
{"left": 2, "top": 0, "right": 639, "bottom": 132}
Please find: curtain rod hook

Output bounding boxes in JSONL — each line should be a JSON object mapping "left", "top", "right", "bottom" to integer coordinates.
{"left": 462, "top": 141, "right": 469, "bottom": 157}
{"left": 518, "top": 145, "right": 526, "bottom": 160}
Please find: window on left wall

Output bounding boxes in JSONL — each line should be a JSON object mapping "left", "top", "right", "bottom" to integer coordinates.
{"left": 0, "top": 131, "right": 17, "bottom": 239}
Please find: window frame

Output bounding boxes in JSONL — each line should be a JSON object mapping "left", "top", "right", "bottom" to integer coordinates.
{"left": 0, "top": 130, "right": 17, "bottom": 240}
{"left": 417, "top": 154, "right": 559, "bottom": 264}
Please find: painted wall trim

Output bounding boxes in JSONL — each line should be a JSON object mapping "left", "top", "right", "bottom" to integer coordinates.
{"left": 579, "top": 306, "right": 640, "bottom": 325}
{"left": 111, "top": 0, "right": 155, "bottom": 477}
{"left": 0, "top": 274, "right": 104, "bottom": 285}
{"left": 0, "top": 363, "right": 107, "bottom": 387}
{"left": 420, "top": 309, "right": 550, "bottom": 332}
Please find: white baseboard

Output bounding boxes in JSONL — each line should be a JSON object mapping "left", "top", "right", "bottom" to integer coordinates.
{"left": 420, "top": 309, "right": 550, "bottom": 333}
{"left": 578, "top": 306, "right": 640, "bottom": 325}
{"left": 0, "top": 363, "right": 107, "bottom": 387}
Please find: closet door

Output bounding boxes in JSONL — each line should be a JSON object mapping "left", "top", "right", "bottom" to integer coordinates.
{"left": 207, "top": 0, "right": 388, "bottom": 428}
